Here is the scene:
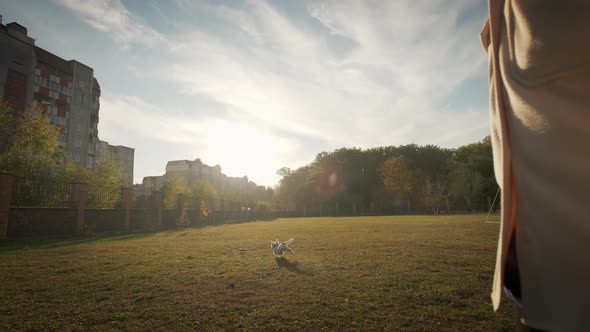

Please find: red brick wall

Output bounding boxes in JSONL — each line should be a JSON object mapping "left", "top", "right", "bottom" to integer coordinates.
{"left": 3, "top": 69, "right": 27, "bottom": 112}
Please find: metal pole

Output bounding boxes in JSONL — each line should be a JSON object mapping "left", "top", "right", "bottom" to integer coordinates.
{"left": 484, "top": 187, "right": 501, "bottom": 223}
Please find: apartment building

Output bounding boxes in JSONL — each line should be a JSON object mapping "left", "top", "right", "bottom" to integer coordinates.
{"left": 0, "top": 17, "right": 134, "bottom": 180}
{"left": 141, "top": 158, "right": 263, "bottom": 195}
{"left": 97, "top": 140, "right": 135, "bottom": 185}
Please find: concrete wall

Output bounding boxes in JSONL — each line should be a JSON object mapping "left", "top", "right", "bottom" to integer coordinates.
{"left": 108, "top": 145, "right": 134, "bottom": 185}
{"left": 68, "top": 61, "right": 95, "bottom": 166}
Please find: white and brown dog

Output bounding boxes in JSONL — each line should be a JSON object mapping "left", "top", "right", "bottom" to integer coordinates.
{"left": 271, "top": 238, "right": 294, "bottom": 257}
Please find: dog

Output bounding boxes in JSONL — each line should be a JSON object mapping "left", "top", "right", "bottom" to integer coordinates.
{"left": 271, "top": 238, "right": 294, "bottom": 257}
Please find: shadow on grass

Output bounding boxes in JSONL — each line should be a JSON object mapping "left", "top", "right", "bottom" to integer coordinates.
{"left": 275, "top": 256, "right": 313, "bottom": 276}
{"left": 0, "top": 230, "right": 176, "bottom": 253}
{"left": 0, "top": 217, "right": 284, "bottom": 253}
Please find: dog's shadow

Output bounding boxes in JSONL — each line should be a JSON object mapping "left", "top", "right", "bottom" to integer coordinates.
{"left": 275, "top": 257, "right": 312, "bottom": 276}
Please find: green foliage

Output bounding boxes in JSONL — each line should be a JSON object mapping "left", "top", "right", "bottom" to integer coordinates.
{"left": 448, "top": 136, "right": 496, "bottom": 211}
{"left": 276, "top": 167, "right": 291, "bottom": 177}
{"left": 0, "top": 102, "right": 125, "bottom": 208}
{"left": 0, "top": 104, "right": 61, "bottom": 178}
{"left": 379, "top": 156, "right": 414, "bottom": 196}
{"left": 274, "top": 138, "right": 495, "bottom": 214}
{"left": 188, "top": 180, "right": 217, "bottom": 207}
{"left": 87, "top": 157, "right": 124, "bottom": 208}
{"left": 162, "top": 177, "right": 187, "bottom": 209}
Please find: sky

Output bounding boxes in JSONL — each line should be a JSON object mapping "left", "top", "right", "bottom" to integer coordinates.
{"left": 1, "top": 0, "right": 490, "bottom": 187}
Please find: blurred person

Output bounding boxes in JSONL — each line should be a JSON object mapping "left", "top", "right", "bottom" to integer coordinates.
{"left": 482, "top": 1, "right": 590, "bottom": 331}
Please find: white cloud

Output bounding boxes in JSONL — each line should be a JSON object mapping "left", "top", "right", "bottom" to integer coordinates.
{"left": 55, "top": 0, "right": 490, "bottom": 185}
{"left": 159, "top": 0, "right": 488, "bottom": 149}
{"left": 99, "top": 94, "right": 304, "bottom": 186}
{"left": 53, "top": 0, "right": 164, "bottom": 47}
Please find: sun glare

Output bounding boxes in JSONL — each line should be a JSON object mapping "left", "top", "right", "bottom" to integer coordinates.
{"left": 200, "top": 121, "right": 288, "bottom": 186}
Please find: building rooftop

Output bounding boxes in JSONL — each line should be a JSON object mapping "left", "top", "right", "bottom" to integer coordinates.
{"left": 6, "top": 22, "right": 27, "bottom": 35}
{"left": 92, "top": 77, "right": 101, "bottom": 93}
{"left": 34, "top": 46, "right": 73, "bottom": 75}
{"left": 167, "top": 160, "right": 192, "bottom": 166}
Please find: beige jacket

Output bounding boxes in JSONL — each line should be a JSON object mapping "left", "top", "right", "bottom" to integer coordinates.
{"left": 483, "top": 1, "right": 590, "bottom": 331}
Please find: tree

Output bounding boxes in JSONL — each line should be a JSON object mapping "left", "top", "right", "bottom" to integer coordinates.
{"left": 379, "top": 156, "right": 415, "bottom": 213}
{"left": 448, "top": 136, "right": 495, "bottom": 211}
{"left": 423, "top": 175, "right": 449, "bottom": 215}
{"left": 276, "top": 167, "right": 291, "bottom": 177}
{"left": 162, "top": 176, "right": 187, "bottom": 209}
{"left": 272, "top": 138, "right": 495, "bottom": 215}
{"left": 87, "top": 156, "right": 124, "bottom": 208}
{"left": 449, "top": 164, "right": 483, "bottom": 211}
{"left": 188, "top": 180, "right": 218, "bottom": 216}
{"left": 0, "top": 104, "right": 61, "bottom": 178}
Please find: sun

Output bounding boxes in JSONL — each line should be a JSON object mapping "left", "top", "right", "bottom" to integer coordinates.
{"left": 199, "top": 121, "right": 288, "bottom": 186}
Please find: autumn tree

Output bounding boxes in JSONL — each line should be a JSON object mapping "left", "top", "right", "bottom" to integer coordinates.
{"left": 162, "top": 176, "right": 187, "bottom": 209}
{"left": 0, "top": 103, "right": 62, "bottom": 178}
{"left": 379, "top": 156, "right": 415, "bottom": 213}
{"left": 423, "top": 175, "right": 449, "bottom": 215}
{"left": 87, "top": 156, "right": 124, "bottom": 208}
{"left": 189, "top": 180, "right": 217, "bottom": 217}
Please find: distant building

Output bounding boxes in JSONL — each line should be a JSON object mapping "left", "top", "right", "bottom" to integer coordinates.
{"left": 97, "top": 140, "right": 135, "bottom": 185}
{"left": 141, "top": 176, "right": 165, "bottom": 193}
{"left": 0, "top": 17, "right": 133, "bottom": 174}
{"left": 140, "top": 158, "right": 261, "bottom": 195}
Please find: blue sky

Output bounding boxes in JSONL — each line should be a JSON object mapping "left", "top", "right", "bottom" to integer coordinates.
{"left": 1, "top": 0, "right": 490, "bottom": 187}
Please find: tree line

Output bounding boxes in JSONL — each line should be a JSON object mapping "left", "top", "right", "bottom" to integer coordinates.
{"left": 0, "top": 102, "right": 124, "bottom": 208}
{"left": 1, "top": 101, "right": 497, "bottom": 215}
{"left": 156, "top": 175, "right": 275, "bottom": 221}
{"left": 273, "top": 137, "right": 498, "bottom": 215}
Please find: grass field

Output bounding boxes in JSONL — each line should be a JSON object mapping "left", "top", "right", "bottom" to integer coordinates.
{"left": 0, "top": 215, "right": 514, "bottom": 331}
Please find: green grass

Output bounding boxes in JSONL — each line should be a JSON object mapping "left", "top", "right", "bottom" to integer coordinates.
{"left": 0, "top": 215, "right": 513, "bottom": 331}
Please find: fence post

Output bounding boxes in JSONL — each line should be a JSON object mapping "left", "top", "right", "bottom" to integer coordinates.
{"left": 152, "top": 191, "right": 162, "bottom": 228}
{"left": 70, "top": 182, "right": 88, "bottom": 234}
{"left": 194, "top": 196, "right": 201, "bottom": 225}
{"left": 0, "top": 172, "right": 15, "bottom": 239}
{"left": 176, "top": 193, "right": 185, "bottom": 224}
{"left": 120, "top": 187, "right": 131, "bottom": 232}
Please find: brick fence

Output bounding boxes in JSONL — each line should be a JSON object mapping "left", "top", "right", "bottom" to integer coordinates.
{"left": 0, "top": 173, "right": 258, "bottom": 239}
